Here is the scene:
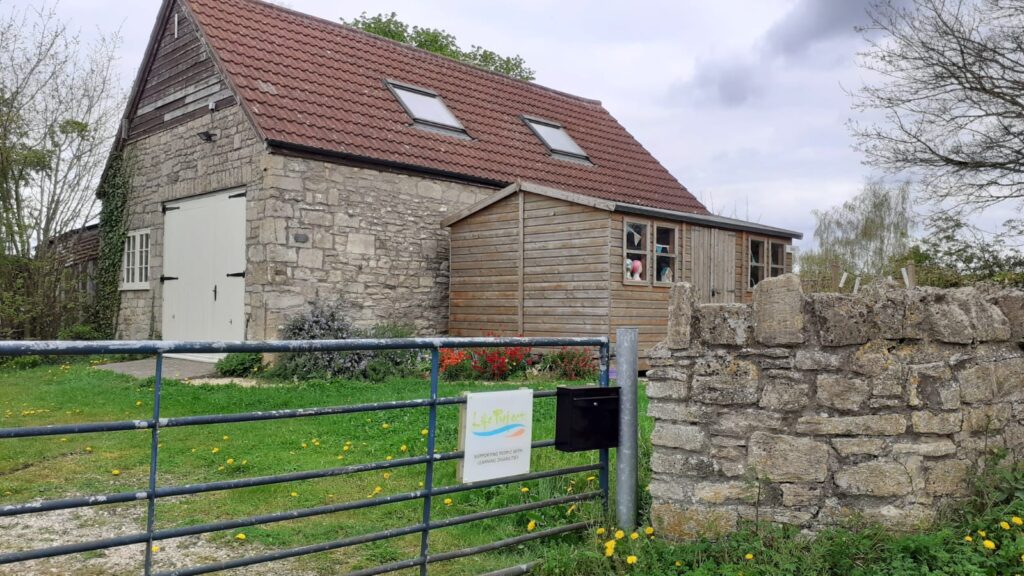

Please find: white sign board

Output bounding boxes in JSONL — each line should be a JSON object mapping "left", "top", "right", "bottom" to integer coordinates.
{"left": 459, "top": 389, "right": 533, "bottom": 483}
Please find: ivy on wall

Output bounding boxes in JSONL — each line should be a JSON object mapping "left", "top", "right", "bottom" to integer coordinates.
{"left": 91, "top": 151, "right": 133, "bottom": 338}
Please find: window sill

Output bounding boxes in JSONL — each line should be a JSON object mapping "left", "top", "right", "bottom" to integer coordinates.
{"left": 622, "top": 280, "right": 650, "bottom": 287}
{"left": 120, "top": 284, "right": 151, "bottom": 292}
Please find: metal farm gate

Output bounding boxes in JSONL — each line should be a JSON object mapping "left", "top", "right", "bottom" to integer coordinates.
{"left": 0, "top": 333, "right": 639, "bottom": 576}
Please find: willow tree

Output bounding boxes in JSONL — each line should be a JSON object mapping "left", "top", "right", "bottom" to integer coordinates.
{"left": 799, "top": 180, "right": 915, "bottom": 280}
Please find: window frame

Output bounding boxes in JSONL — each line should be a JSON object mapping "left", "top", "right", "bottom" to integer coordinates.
{"left": 521, "top": 115, "right": 591, "bottom": 162}
{"left": 623, "top": 217, "right": 651, "bottom": 286}
{"left": 121, "top": 228, "right": 151, "bottom": 291}
{"left": 747, "top": 236, "right": 767, "bottom": 291}
{"left": 385, "top": 80, "right": 468, "bottom": 136}
{"left": 653, "top": 224, "right": 680, "bottom": 287}
{"left": 769, "top": 241, "right": 787, "bottom": 278}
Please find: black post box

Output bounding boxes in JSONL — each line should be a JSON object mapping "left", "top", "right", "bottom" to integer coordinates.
{"left": 555, "top": 386, "right": 620, "bottom": 452}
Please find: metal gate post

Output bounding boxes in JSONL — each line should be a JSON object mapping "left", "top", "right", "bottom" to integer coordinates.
{"left": 615, "top": 328, "right": 638, "bottom": 531}
{"left": 143, "top": 353, "right": 164, "bottom": 575}
{"left": 418, "top": 347, "right": 441, "bottom": 576}
{"left": 597, "top": 341, "right": 610, "bottom": 513}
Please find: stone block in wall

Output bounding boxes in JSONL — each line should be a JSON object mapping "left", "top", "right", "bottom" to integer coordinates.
{"left": 962, "top": 404, "right": 1012, "bottom": 433}
{"left": 990, "top": 290, "right": 1024, "bottom": 341}
{"left": 925, "top": 287, "right": 1010, "bottom": 344}
{"left": 816, "top": 373, "right": 871, "bottom": 412}
{"left": 850, "top": 340, "right": 895, "bottom": 377}
{"left": 652, "top": 422, "right": 708, "bottom": 451}
{"left": 709, "top": 409, "right": 784, "bottom": 437}
{"left": 652, "top": 503, "right": 738, "bottom": 541}
{"left": 781, "top": 483, "right": 823, "bottom": 507}
{"left": 796, "top": 414, "right": 907, "bottom": 436}
{"left": 667, "top": 283, "right": 694, "bottom": 349}
{"left": 820, "top": 500, "right": 936, "bottom": 531}
{"left": 925, "top": 459, "right": 970, "bottom": 496}
{"left": 753, "top": 274, "right": 805, "bottom": 346}
{"left": 759, "top": 378, "right": 811, "bottom": 411}
{"left": 891, "top": 439, "right": 957, "bottom": 457}
{"left": 647, "top": 400, "right": 716, "bottom": 423}
{"left": 870, "top": 365, "right": 905, "bottom": 398}
{"left": 907, "top": 363, "right": 959, "bottom": 410}
{"left": 910, "top": 411, "right": 962, "bottom": 434}
{"left": 795, "top": 349, "right": 843, "bottom": 370}
{"left": 691, "top": 359, "right": 760, "bottom": 405}
{"left": 993, "top": 357, "right": 1024, "bottom": 401}
{"left": 645, "top": 368, "right": 690, "bottom": 400}
{"left": 832, "top": 437, "right": 887, "bottom": 457}
{"left": 694, "top": 481, "right": 758, "bottom": 505}
{"left": 736, "top": 506, "right": 815, "bottom": 527}
{"left": 957, "top": 363, "right": 995, "bottom": 404}
{"left": 748, "top": 432, "right": 829, "bottom": 483}
{"left": 812, "top": 293, "right": 873, "bottom": 347}
{"left": 697, "top": 303, "right": 751, "bottom": 346}
{"left": 712, "top": 446, "right": 748, "bottom": 477}
{"left": 651, "top": 450, "right": 715, "bottom": 477}
{"left": 835, "top": 460, "right": 913, "bottom": 496}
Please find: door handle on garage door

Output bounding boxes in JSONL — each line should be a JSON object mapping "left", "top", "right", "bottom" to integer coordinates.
{"left": 160, "top": 275, "right": 179, "bottom": 283}
{"left": 226, "top": 272, "right": 245, "bottom": 278}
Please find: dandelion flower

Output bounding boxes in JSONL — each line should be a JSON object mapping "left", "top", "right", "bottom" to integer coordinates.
{"left": 418, "top": 481, "right": 425, "bottom": 488}
{"left": 217, "top": 466, "right": 225, "bottom": 471}
{"left": 211, "top": 447, "right": 220, "bottom": 454}
{"left": 596, "top": 528, "right": 606, "bottom": 536}
{"left": 400, "top": 445, "right": 408, "bottom": 452}
{"left": 586, "top": 476, "right": 596, "bottom": 482}
{"left": 290, "top": 491, "right": 298, "bottom": 497}
{"left": 386, "top": 456, "right": 393, "bottom": 461}
{"left": 343, "top": 445, "right": 350, "bottom": 452}
{"left": 604, "top": 540, "right": 616, "bottom": 557}
{"left": 644, "top": 527, "right": 654, "bottom": 536}
{"left": 520, "top": 487, "right": 530, "bottom": 494}
{"left": 337, "top": 455, "right": 345, "bottom": 460}
{"left": 421, "top": 429, "right": 429, "bottom": 436}
{"left": 151, "top": 545, "right": 160, "bottom": 553}
{"left": 983, "top": 539, "right": 997, "bottom": 550}
{"left": 60, "top": 437, "right": 68, "bottom": 443}
{"left": 443, "top": 498, "right": 453, "bottom": 506}
{"left": 382, "top": 423, "right": 390, "bottom": 429}
{"left": 1014, "top": 517, "right": 1023, "bottom": 526}
{"left": 135, "top": 401, "right": 142, "bottom": 406}
{"left": 744, "top": 553, "right": 754, "bottom": 561}
{"left": 979, "top": 530, "right": 987, "bottom": 537}
{"left": 630, "top": 532, "right": 639, "bottom": 540}
{"left": 226, "top": 458, "right": 235, "bottom": 465}
{"left": 235, "top": 533, "right": 246, "bottom": 541}
{"left": 301, "top": 443, "right": 307, "bottom": 449}
{"left": 1002, "top": 521, "right": 1012, "bottom": 530}
{"left": 626, "top": 555, "right": 637, "bottom": 565}
{"left": 241, "top": 460, "right": 248, "bottom": 465}
{"left": 84, "top": 446, "right": 93, "bottom": 453}
{"left": 111, "top": 469, "right": 121, "bottom": 476}
{"left": 527, "top": 520, "right": 536, "bottom": 532}
{"left": 615, "top": 530, "right": 625, "bottom": 540}
{"left": 965, "top": 535, "right": 973, "bottom": 542}
{"left": 675, "top": 561, "right": 683, "bottom": 567}
{"left": 383, "top": 472, "right": 391, "bottom": 480}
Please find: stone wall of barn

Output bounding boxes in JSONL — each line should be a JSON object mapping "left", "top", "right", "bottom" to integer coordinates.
{"left": 116, "top": 105, "right": 264, "bottom": 339}
{"left": 249, "top": 155, "right": 494, "bottom": 339}
{"left": 646, "top": 275, "right": 1024, "bottom": 538}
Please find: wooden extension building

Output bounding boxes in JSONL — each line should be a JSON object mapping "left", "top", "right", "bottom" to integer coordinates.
{"left": 443, "top": 182, "right": 803, "bottom": 361}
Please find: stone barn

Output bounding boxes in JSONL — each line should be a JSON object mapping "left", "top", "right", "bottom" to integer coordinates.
{"left": 106, "top": 0, "right": 801, "bottom": 356}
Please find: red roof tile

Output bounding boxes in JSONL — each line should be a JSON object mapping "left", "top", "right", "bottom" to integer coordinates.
{"left": 184, "top": 0, "right": 709, "bottom": 215}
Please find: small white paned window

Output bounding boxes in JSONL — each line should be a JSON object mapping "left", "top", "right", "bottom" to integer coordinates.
{"left": 749, "top": 238, "right": 766, "bottom": 289}
{"left": 122, "top": 229, "right": 151, "bottom": 290}
{"left": 654, "top": 225, "right": 678, "bottom": 285}
{"left": 388, "top": 81, "right": 464, "bottom": 132}
{"left": 523, "top": 117, "right": 588, "bottom": 159}
{"left": 770, "top": 242, "right": 786, "bottom": 278}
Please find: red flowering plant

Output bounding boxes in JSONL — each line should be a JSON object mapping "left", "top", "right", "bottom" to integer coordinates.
{"left": 439, "top": 348, "right": 474, "bottom": 381}
{"left": 464, "top": 333, "right": 533, "bottom": 381}
{"left": 539, "top": 347, "right": 598, "bottom": 381}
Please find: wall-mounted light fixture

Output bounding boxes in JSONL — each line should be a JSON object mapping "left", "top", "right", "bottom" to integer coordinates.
{"left": 196, "top": 130, "right": 218, "bottom": 143}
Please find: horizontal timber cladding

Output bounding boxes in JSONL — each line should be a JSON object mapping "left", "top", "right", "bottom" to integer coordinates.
{"left": 449, "top": 193, "right": 523, "bottom": 336}
{"left": 522, "top": 193, "right": 611, "bottom": 337}
{"left": 128, "top": 0, "right": 235, "bottom": 140}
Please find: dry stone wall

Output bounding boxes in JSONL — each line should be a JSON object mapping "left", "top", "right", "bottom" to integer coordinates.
{"left": 647, "top": 274, "right": 1024, "bottom": 539}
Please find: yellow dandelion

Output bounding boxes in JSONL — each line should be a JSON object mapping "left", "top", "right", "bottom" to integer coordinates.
{"left": 217, "top": 466, "right": 225, "bottom": 471}
{"left": 615, "top": 530, "right": 625, "bottom": 540}
{"left": 596, "top": 528, "right": 606, "bottom": 536}
{"left": 386, "top": 456, "right": 393, "bottom": 461}
{"left": 644, "top": 527, "right": 654, "bottom": 536}
{"left": 744, "top": 553, "right": 754, "bottom": 561}
{"left": 60, "top": 437, "right": 68, "bottom": 442}
{"left": 135, "top": 401, "right": 142, "bottom": 406}
{"left": 223, "top": 435, "right": 230, "bottom": 441}
{"left": 626, "top": 555, "right": 637, "bottom": 565}
{"left": 111, "top": 469, "right": 121, "bottom": 476}
{"left": 675, "top": 561, "right": 683, "bottom": 567}
{"left": 421, "top": 429, "right": 429, "bottom": 436}
{"left": 520, "top": 487, "right": 530, "bottom": 494}
{"left": 527, "top": 520, "right": 536, "bottom": 532}
{"left": 1002, "top": 521, "right": 1012, "bottom": 530}
{"left": 383, "top": 472, "right": 392, "bottom": 480}
{"left": 979, "top": 530, "right": 987, "bottom": 537}
{"left": 586, "top": 475, "right": 596, "bottom": 482}
{"left": 965, "top": 535, "right": 973, "bottom": 542}
{"left": 400, "top": 445, "right": 408, "bottom": 452}
{"left": 235, "top": 533, "right": 246, "bottom": 541}
{"left": 343, "top": 445, "right": 350, "bottom": 452}
{"left": 290, "top": 491, "right": 298, "bottom": 497}
{"left": 211, "top": 447, "right": 220, "bottom": 454}
{"left": 84, "top": 446, "right": 93, "bottom": 453}
{"left": 337, "top": 455, "right": 345, "bottom": 460}
{"left": 226, "top": 458, "right": 235, "bottom": 465}
{"left": 382, "top": 423, "right": 390, "bottom": 429}
{"left": 443, "top": 498, "right": 453, "bottom": 506}
{"left": 604, "top": 540, "right": 616, "bottom": 557}
{"left": 418, "top": 481, "right": 424, "bottom": 488}
{"left": 630, "top": 532, "right": 639, "bottom": 540}
{"left": 151, "top": 545, "right": 160, "bottom": 553}
{"left": 983, "top": 539, "right": 997, "bottom": 550}
{"left": 301, "top": 443, "right": 307, "bottom": 449}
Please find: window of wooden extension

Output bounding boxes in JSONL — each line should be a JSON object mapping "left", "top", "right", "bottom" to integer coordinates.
{"left": 624, "top": 219, "right": 649, "bottom": 284}
{"left": 122, "top": 229, "right": 151, "bottom": 291}
{"left": 770, "top": 241, "right": 786, "bottom": 278}
{"left": 654, "top": 225, "right": 678, "bottom": 285}
{"left": 748, "top": 237, "right": 766, "bottom": 290}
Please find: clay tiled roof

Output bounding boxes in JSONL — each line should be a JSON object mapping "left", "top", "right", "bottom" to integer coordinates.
{"left": 184, "top": 0, "right": 709, "bottom": 215}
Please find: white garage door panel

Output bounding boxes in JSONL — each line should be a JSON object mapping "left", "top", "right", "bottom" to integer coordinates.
{"left": 162, "top": 189, "right": 246, "bottom": 362}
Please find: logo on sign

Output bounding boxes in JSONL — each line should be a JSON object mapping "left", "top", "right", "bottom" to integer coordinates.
{"left": 472, "top": 409, "right": 528, "bottom": 438}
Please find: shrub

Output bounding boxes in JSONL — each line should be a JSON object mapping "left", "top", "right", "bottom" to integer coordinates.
{"left": 440, "top": 348, "right": 474, "bottom": 381}
{"left": 362, "top": 322, "right": 420, "bottom": 382}
{"left": 539, "top": 347, "right": 598, "bottom": 381}
{"left": 215, "top": 352, "right": 264, "bottom": 377}
{"left": 58, "top": 324, "right": 103, "bottom": 341}
{"left": 468, "top": 343, "right": 532, "bottom": 380}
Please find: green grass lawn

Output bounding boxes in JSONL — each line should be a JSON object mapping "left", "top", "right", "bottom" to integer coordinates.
{"left": 0, "top": 359, "right": 651, "bottom": 575}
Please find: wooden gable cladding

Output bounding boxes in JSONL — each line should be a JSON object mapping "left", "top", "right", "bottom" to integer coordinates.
{"left": 127, "top": 0, "right": 236, "bottom": 140}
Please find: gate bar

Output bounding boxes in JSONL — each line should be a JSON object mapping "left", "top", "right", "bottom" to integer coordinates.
{"left": 143, "top": 353, "right": 164, "bottom": 575}
{"left": 418, "top": 349, "right": 440, "bottom": 576}
{"left": 615, "top": 328, "right": 639, "bottom": 531}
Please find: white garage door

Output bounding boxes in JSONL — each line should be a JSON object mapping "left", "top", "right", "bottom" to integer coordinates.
{"left": 162, "top": 189, "right": 246, "bottom": 361}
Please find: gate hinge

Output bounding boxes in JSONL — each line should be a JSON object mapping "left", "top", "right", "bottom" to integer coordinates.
{"left": 162, "top": 205, "right": 180, "bottom": 214}
{"left": 226, "top": 272, "right": 246, "bottom": 278}
{"left": 160, "top": 275, "right": 179, "bottom": 283}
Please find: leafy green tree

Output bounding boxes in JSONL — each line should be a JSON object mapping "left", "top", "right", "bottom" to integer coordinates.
{"left": 344, "top": 12, "right": 536, "bottom": 81}
{"left": 895, "top": 214, "right": 1024, "bottom": 288}
{"left": 799, "top": 180, "right": 915, "bottom": 282}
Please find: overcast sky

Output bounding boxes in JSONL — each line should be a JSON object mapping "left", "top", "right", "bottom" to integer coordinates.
{"left": 38, "top": 0, "right": 899, "bottom": 244}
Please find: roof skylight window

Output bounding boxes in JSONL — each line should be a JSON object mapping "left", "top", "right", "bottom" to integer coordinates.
{"left": 523, "top": 117, "right": 588, "bottom": 160}
{"left": 387, "top": 81, "right": 465, "bottom": 133}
